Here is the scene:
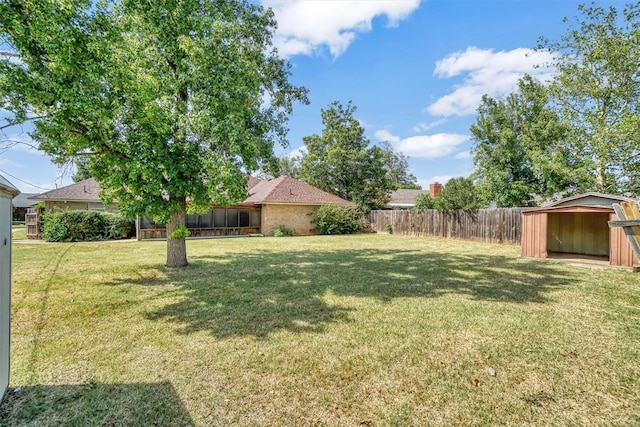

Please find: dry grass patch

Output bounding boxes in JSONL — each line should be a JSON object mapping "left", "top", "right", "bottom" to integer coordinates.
{"left": 2, "top": 235, "right": 640, "bottom": 426}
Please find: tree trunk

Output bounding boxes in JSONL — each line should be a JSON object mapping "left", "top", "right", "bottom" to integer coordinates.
{"left": 165, "top": 201, "right": 188, "bottom": 268}
{"left": 596, "top": 165, "right": 606, "bottom": 193}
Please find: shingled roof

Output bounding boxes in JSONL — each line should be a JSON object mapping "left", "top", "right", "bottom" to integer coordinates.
{"left": 29, "top": 176, "right": 352, "bottom": 206}
{"left": 387, "top": 189, "right": 429, "bottom": 208}
{"left": 244, "top": 176, "right": 352, "bottom": 206}
{"left": 30, "top": 178, "right": 101, "bottom": 202}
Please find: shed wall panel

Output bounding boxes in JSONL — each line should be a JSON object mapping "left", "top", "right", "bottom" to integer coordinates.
{"left": 610, "top": 212, "right": 638, "bottom": 267}
{"left": 521, "top": 212, "right": 547, "bottom": 258}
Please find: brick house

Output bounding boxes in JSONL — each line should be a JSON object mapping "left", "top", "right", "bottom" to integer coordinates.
{"left": 29, "top": 178, "right": 115, "bottom": 212}
{"left": 30, "top": 176, "right": 353, "bottom": 238}
{"left": 138, "top": 175, "right": 353, "bottom": 238}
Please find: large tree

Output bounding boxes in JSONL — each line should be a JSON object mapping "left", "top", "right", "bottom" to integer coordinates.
{"left": 298, "top": 101, "right": 392, "bottom": 210}
{"left": 0, "top": 0, "right": 307, "bottom": 267}
{"left": 470, "top": 75, "right": 589, "bottom": 207}
{"left": 540, "top": 2, "right": 640, "bottom": 194}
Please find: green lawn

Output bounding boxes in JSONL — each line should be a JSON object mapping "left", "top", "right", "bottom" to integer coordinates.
{"left": 11, "top": 228, "right": 26, "bottom": 240}
{"left": 2, "top": 235, "right": 639, "bottom": 426}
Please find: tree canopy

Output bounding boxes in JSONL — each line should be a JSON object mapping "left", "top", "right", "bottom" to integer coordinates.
{"left": 0, "top": 0, "right": 308, "bottom": 267}
{"left": 297, "top": 101, "right": 393, "bottom": 210}
{"left": 540, "top": 2, "right": 640, "bottom": 194}
{"left": 470, "top": 75, "right": 590, "bottom": 207}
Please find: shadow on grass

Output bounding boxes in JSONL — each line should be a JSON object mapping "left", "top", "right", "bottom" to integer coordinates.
{"left": 107, "top": 247, "right": 578, "bottom": 338}
{"left": 0, "top": 381, "right": 193, "bottom": 426}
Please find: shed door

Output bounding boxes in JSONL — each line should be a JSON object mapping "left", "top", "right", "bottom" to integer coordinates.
{"left": 547, "top": 212, "right": 609, "bottom": 256}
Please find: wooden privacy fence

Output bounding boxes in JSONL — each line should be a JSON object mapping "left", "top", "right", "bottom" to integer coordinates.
{"left": 368, "top": 208, "right": 523, "bottom": 244}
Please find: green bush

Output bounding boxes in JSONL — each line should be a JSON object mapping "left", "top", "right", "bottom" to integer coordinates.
{"left": 41, "top": 212, "right": 69, "bottom": 242}
{"left": 106, "top": 213, "right": 135, "bottom": 240}
{"left": 41, "top": 210, "right": 133, "bottom": 242}
{"left": 413, "top": 193, "right": 436, "bottom": 211}
{"left": 313, "top": 204, "right": 366, "bottom": 235}
{"left": 273, "top": 225, "right": 295, "bottom": 237}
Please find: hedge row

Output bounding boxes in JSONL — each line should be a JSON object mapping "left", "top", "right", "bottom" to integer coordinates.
{"left": 41, "top": 210, "right": 134, "bottom": 242}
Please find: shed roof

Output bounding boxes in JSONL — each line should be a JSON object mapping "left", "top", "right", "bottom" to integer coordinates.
{"left": 244, "top": 176, "right": 352, "bottom": 206}
{"left": 30, "top": 178, "right": 100, "bottom": 202}
{"left": 0, "top": 174, "right": 20, "bottom": 198}
{"left": 525, "top": 192, "right": 638, "bottom": 213}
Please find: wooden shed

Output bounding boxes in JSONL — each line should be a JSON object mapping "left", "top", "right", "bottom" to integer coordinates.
{"left": 0, "top": 174, "right": 20, "bottom": 402}
{"left": 521, "top": 192, "right": 639, "bottom": 267}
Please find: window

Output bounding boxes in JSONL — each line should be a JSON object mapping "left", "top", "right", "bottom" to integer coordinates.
{"left": 187, "top": 214, "right": 199, "bottom": 228}
{"left": 213, "top": 209, "right": 226, "bottom": 227}
{"left": 227, "top": 209, "right": 238, "bottom": 227}
{"left": 239, "top": 210, "right": 250, "bottom": 227}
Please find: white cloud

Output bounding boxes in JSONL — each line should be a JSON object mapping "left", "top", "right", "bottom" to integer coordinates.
{"left": 413, "top": 119, "right": 446, "bottom": 133}
{"left": 374, "top": 129, "right": 468, "bottom": 159}
{"left": 454, "top": 150, "right": 471, "bottom": 159}
{"left": 426, "top": 47, "right": 555, "bottom": 117}
{"left": 284, "top": 146, "right": 307, "bottom": 159}
{"left": 417, "top": 173, "right": 470, "bottom": 189}
{"left": 263, "top": 0, "right": 421, "bottom": 57}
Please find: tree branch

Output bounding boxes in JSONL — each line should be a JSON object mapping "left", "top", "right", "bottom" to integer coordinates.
{"left": 0, "top": 51, "right": 20, "bottom": 59}
{"left": 0, "top": 115, "right": 44, "bottom": 131}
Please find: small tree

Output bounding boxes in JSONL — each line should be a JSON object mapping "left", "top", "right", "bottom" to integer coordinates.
{"left": 298, "top": 101, "right": 392, "bottom": 210}
{"left": 414, "top": 193, "right": 435, "bottom": 211}
{"left": 434, "top": 177, "right": 485, "bottom": 212}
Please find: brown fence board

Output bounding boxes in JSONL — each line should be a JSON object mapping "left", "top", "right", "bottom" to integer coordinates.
{"left": 368, "top": 208, "right": 522, "bottom": 245}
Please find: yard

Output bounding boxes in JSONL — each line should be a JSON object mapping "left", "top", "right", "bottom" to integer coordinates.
{"left": 1, "top": 234, "right": 639, "bottom": 426}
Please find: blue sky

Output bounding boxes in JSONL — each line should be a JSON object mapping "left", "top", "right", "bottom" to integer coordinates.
{"left": 0, "top": 0, "right": 620, "bottom": 193}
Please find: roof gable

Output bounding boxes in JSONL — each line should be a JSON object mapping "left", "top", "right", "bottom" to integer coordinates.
{"left": 244, "top": 176, "right": 352, "bottom": 206}
{"left": 544, "top": 192, "right": 636, "bottom": 209}
{"left": 31, "top": 178, "right": 101, "bottom": 202}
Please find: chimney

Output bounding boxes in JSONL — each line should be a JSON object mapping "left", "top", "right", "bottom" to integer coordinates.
{"left": 429, "top": 182, "right": 442, "bottom": 199}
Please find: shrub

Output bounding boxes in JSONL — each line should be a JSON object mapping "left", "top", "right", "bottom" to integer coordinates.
{"left": 41, "top": 212, "right": 69, "bottom": 242}
{"left": 273, "top": 225, "right": 295, "bottom": 237}
{"left": 41, "top": 210, "right": 133, "bottom": 242}
{"left": 313, "top": 204, "right": 366, "bottom": 235}
{"left": 385, "top": 223, "right": 393, "bottom": 234}
{"left": 106, "top": 213, "right": 135, "bottom": 240}
{"left": 414, "top": 193, "right": 436, "bottom": 211}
